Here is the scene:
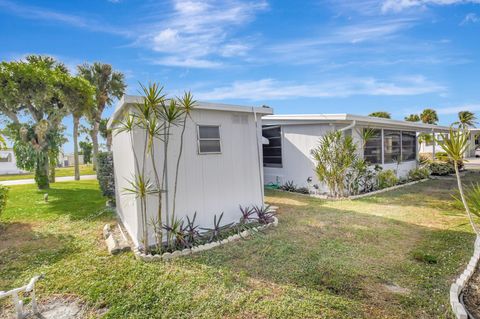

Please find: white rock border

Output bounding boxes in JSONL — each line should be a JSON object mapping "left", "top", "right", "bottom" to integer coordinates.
{"left": 450, "top": 236, "right": 480, "bottom": 319}
{"left": 272, "top": 178, "right": 429, "bottom": 200}
{"left": 132, "top": 213, "right": 279, "bottom": 262}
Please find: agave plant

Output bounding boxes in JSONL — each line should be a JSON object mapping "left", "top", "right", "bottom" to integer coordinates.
{"left": 253, "top": 205, "right": 276, "bottom": 224}
{"left": 201, "top": 212, "right": 233, "bottom": 242}
{"left": 162, "top": 218, "right": 188, "bottom": 251}
{"left": 182, "top": 212, "right": 200, "bottom": 247}
{"left": 239, "top": 205, "right": 256, "bottom": 224}
{"left": 280, "top": 181, "right": 297, "bottom": 192}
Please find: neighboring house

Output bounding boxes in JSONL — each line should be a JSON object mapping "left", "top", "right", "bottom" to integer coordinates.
{"left": 261, "top": 114, "right": 451, "bottom": 192}
{"left": 108, "top": 95, "right": 273, "bottom": 247}
{"left": 0, "top": 148, "right": 25, "bottom": 175}
{"left": 58, "top": 152, "right": 84, "bottom": 167}
{"left": 419, "top": 129, "right": 480, "bottom": 158}
{"left": 469, "top": 128, "right": 480, "bottom": 157}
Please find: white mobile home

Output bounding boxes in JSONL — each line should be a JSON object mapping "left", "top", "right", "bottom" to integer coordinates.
{"left": 0, "top": 149, "right": 24, "bottom": 175}
{"left": 261, "top": 114, "right": 451, "bottom": 192}
{"left": 108, "top": 95, "right": 272, "bottom": 247}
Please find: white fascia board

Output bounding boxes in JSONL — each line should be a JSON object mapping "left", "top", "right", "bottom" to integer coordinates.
{"left": 108, "top": 95, "right": 273, "bottom": 129}
{"left": 263, "top": 113, "right": 452, "bottom": 133}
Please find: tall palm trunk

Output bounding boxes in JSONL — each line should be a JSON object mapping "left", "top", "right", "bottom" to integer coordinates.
{"left": 454, "top": 161, "right": 479, "bottom": 235}
{"left": 162, "top": 123, "right": 171, "bottom": 247}
{"left": 172, "top": 115, "right": 187, "bottom": 221}
{"left": 73, "top": 115, "right": 80, "bottom": 181}
{"left": 91, "top": 120, "right": 100, "bottom": 171}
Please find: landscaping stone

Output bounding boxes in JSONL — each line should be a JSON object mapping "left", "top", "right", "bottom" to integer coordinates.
{"left": 105, "top": 235, "right": 121, "bottom": 255}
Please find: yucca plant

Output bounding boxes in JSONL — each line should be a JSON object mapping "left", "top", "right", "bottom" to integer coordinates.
{"left": 436, "top": 127, "right": 478, "bottom": 235}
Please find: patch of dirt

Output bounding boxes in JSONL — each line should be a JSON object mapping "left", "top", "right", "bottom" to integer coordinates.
{"left": 463, "top": 265, "right": 480, "bottom": 319}
{"left": 382, "top": 283, "right": 411, "bottom": 295}
{"left": 0, "top": 295, "right": 105, "bottom": 319}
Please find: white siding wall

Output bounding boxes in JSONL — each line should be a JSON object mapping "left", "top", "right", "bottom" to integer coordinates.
{"left": 264, "top": 124, "right": 419, "bottom": 193}
{"left": 113, "top": 108, "right": 265, "bottom": 247}
{"left": 0, "top": 150, "right": 24, "bottom": 175}
{"left": 111, "top": 128, "right": 141, "bottom": 246}
{"left": 264, "top": 124, "right": 335, "bottom": 193}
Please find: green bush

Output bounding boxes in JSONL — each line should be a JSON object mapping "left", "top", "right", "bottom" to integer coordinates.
{"left": 408, "top": 167, "right": 430, "bottom": 181}
{"left": 428, "top": 161, "right": 454, "bottom": 176}
{"left": 0, "top": 185, "right": 9, "bottom": 217}
{"left": 377, "top": 169, "right": 399, "bottom": 189}
{"left": 97, "top": 152, "right": 115, "bottom": 199}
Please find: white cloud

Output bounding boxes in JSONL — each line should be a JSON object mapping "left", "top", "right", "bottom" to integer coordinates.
{"left": 461, "top": 12, "right": 480, "bottom": 24}
{"left": 141, "top": 0, "right": 268, "bottom": 68}
{"left": 195, "top": 76, "right": 445, "bottom": 101}
{"left": 382, "top": 0, "right": 480, "bottom": 13}
{"left": 434, "top": 104, "right": 480, "bottom": 114}
{"left": 0, "top": 0, "right": 129, "bottom": 36}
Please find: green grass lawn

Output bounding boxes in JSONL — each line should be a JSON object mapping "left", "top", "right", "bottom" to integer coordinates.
{"left": 0, "top": 172, "right": 478, "bottom": 318}
{"left": 0, "top": 164, "right": 95, "bottom": 181}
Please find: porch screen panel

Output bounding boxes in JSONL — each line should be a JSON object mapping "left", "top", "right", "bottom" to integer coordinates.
{"left": 402, "top": 131, "right": 416, "bottom": 161}
{"left": 262, "top": 126, "right": 282, "bottom": 167}
{"left": 384, "top": 130, "right": 401, "bottom": 163}
{"left": 363, "top": 129, "right": 382, "bottom": 164}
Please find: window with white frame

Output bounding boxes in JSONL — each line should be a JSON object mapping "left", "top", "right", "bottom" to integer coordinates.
{"left": 262, "top": 125, "right": 282, "bottom": 167}
{"left": 197, "top": 125, "right": 221, "bottom": 154}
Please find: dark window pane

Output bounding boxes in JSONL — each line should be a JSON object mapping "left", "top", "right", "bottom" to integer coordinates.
{"left": 198, "top": 126, "right": 220, "bottom": 139}
{"left": 199, "top": 140, "right": 221, "bottom": 153}
{"left": 402, "top": 131, "right": 416, "bottom": 161}
{"left": 363, "top": 129, "right": 382, "bottom": 164}
{"left": 262, "top": 125, "right": 282, "bottom": 167}
{"left": 384, "top": 130, "right": 401, "bottom": 163}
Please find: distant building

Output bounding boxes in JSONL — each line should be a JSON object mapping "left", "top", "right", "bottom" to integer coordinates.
{"left": 58, "top": 152, "right": 85, "bottom": 167}
{"left": 0, "top": 148, "right": 25, "bottom": 175}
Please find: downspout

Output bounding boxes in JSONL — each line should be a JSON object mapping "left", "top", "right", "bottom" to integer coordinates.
{"left": 252, "top": 107, "right": 265, "bottom": 203}
{"left": 339, "top": 120, "right": 356, "bottom": 132}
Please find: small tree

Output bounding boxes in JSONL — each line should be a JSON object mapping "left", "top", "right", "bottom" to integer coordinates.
{"left": 79, "top": 141, "right": 93, "bottom": 164}
{"left": 436, "top": 127, "right": 478, "bottom": 235}
{"left": 311, "top": 131, "right": 358, "bottom": 198}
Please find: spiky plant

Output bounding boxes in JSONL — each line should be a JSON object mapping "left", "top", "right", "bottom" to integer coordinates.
{"left": 182, "top": 212, "right": 200, "bottom": 247}
{"left": 436, "top": 127, "right": 478, "bottom": 235}
{"left": 253, "top": 205, "right": 276, "bottom": 224}
{"left": 239, "top": 205, "right": 256, "bottom": 224}
{"left": 201, "top": 213, "right": 233, "bottom": 242}
{"left": 172, "top": 92, "right": 196, "bottom": 225}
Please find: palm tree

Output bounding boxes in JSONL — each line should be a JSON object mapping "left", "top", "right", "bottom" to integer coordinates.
{"left": 63, "top": 76, "right": 95, "bottom": 180}
{"left": 77, "top": 63, "right": 126, "bottom": 170}
{"left": 436, "top": 128, "right": 478, "bottom": 235}
{"left": 369, "top": 111, "right": 391, "bottom": 119}
{"left": 99, "top": 118, "right": 113, "bottom": 152}
{"left": 454, "top": 111, "right": 477, "bottom": 129}
{"left": 420, "top": 108, "right": 439, "bottom": 124}
{"left": 405, "top": 114, "right": 420, "bottom": 122}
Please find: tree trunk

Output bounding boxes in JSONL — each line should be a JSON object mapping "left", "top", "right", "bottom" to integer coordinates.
{"left": 91, "top": 120, "right": 100, "bottom": 171}
{"left": 454, "top": 161, "right": 479, "bottom": 235}
{"left": 35, "top": 151, "right": 49, "bottom": 189}
{"left": 106, "top": 131, "right": 112, "bottom": 152}
{"left": 73, "top": 116, "right": 80, "bottom": 181}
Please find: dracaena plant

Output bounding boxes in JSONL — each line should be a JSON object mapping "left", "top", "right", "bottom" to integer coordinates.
{"left": 436, "top": 127, "right": 479, "bottom": 235}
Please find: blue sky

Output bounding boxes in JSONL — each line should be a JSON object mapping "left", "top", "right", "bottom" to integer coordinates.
{"left": 1, "top": 0, "right": 479, "bottom": 152}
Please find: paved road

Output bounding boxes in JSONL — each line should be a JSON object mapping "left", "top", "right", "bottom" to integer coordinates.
{"left": 466, "top": 157, "right": 480, "bottom": 170}
{"left": 0, "top": 175, "right": 97, "bottom": 186}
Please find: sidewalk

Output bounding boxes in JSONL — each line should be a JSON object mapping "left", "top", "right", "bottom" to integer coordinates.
{"left": 0, "top": 175, "right": 97, "bottom": 186}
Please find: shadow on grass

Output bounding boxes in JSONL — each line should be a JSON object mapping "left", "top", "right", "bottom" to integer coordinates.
{"left": 188, "top": 193, "right": 475, "bottom": 318}
{"left": 0, "top": 221, "right": 76, "bottom": 290}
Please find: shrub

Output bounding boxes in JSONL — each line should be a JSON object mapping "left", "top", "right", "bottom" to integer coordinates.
{"left": 97, "top": 152, "right": 115, "bottom": 199}
{"left": 419, "top": 153, "right": 433, "bottom": 164}
{"left": 296, "top": 187, "right": 310, "bottom": 194}
{"left": 0, "top": 185, "right": 9, "bottom": 217}
{"left": 280, "top": 181, "right": 297, "bottom": 192}
{"left": 428, "top": 161, "right": 454, "bottom": 176}
{"left": 408, "top": 167, "right": 430, "bottom": 181}
{"left": 435, "top": 151, "right": 449, "bottom": 162}
{"left": 377, "top": 169, "right": 399, "bottom": 189}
